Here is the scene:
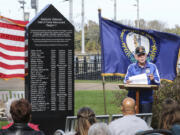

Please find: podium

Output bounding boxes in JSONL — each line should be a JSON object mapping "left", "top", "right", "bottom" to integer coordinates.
{"left": 119, "top": 84, "right": 158, "bottom": 113}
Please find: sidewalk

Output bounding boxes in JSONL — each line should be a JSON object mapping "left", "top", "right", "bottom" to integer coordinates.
{"left": 0, "top": 79, "right": 120, "bottom": 91}
{"left": 75, "top": 83, "right": 120, "bottom": 90}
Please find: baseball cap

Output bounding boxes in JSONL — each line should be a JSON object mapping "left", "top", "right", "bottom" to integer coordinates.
{"left": 135, "top": 46, "right": 146, "bottom": 56}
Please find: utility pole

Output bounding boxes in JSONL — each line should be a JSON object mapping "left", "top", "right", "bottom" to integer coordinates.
{"left": 18, "top": 0, "right": 26, "bottom": 21}
{"left": 81, "top": 0, "right": 85, "bottom": 54}
{"left": 114, "top": 0, "right": 117, "bottom": 21}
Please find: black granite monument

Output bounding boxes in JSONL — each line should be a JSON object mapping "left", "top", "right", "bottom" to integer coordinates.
{"left": 25, "top": 4, "right": 74, "bottom": 135}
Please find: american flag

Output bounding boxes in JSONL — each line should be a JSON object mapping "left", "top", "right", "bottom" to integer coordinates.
{"left": 0, "top": 16, "right": 28, "bottom": 80}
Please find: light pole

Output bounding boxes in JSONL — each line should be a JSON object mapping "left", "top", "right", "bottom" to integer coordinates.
{"left": 18, "top": 0, "right": 26, "bottom": 21}
{"left": 133, "top": 0, "right": 141, "bottom": 46}
{"left": 133, "top": 0, "right": 140, "bottom": 29}
{"left": 64, "top": 0, "right": 73, "bottom": 24}
{"left": 114, "top": 0, "right": 117, "bottom": 21}
{"left": 137, "top": 0, "right": 140, "bottom": 29}
{"left": 31, "top": 0, "right": 38, "bottom": 15}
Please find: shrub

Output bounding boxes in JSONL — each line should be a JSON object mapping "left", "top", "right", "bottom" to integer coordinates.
{"left": 151, "top": 75, "right": 180, "bottom": 129}
{"left": 111, "top": 90, "right": 128, "bottom": 108}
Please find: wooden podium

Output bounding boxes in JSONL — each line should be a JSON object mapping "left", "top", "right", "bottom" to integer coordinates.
{"left": 119, "top": 84, "right": 158, "bottom": 113}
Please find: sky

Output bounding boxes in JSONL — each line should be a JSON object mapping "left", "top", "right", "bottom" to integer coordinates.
{"left": 0, "top": 0, "right": 180, "bottom": 29}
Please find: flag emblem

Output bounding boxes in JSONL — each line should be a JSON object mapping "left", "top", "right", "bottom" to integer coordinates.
{"left": 120, "top": 29, "right": 159, "bottom": 63}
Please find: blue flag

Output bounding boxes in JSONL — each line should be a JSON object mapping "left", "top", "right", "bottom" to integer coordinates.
{"left": 99, "top": 12, "right": 180, "bottom": 81}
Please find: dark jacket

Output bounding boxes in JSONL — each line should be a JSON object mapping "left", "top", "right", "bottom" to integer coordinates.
{"left": 0, "top": 123, "right": 45, "bottom": 135}
{"left": 171, "top": 124, "right": 180, "bottom": 135}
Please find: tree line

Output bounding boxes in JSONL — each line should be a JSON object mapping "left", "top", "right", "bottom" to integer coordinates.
{"left": 75, "top": 19, "right": 180, "bottom": 53}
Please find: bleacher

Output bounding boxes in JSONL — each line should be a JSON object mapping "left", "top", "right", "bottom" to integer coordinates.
{"left": 0, "top": 90, "right": 24, "bottom": 102}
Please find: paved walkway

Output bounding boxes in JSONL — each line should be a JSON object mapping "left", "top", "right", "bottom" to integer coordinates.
{"left": 0, "top": 79, "right": 24, "bottom": 91}
{"left": 0, "top": 79, "right": 120, "bottom": 90}
{"left": 75, "top": 83, "right": 120, "bottom": 90}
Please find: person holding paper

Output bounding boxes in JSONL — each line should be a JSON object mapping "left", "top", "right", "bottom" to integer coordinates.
{"left": 124, "top": 46, "right": 160, "bottom": 113}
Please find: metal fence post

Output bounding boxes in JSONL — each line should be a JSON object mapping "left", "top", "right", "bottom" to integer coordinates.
{"left": 76, "top": 57, "right": 79, "bottom": 74}
{"left": 84, "top": 56, "right": 87, "bottom": 73}
{"left": 94, "top": 55, "right": 97, "bottom": 72}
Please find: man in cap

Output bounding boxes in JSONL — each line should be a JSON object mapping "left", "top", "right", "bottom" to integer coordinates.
{"left": 124, "top": 46, "right": 160, "bottom": 113}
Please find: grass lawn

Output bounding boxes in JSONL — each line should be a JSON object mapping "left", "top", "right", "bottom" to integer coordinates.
{"left": 75, "top": 90, "right": 125, "bottom": 115}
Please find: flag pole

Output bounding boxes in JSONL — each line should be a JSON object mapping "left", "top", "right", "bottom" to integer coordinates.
{"left": 98, "top": 8, "right": 107, "bottom": 114}
{"left": 102, "top": 76, "right": 107, "bottom": 114}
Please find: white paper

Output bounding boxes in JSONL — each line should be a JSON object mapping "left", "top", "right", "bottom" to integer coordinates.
{"left": 129, "top": 73, "right": 148, "bottom": 84}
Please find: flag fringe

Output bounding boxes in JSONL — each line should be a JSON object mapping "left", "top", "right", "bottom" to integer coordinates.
{"left": 160, "top": 79, "right": 173, "bottom": 83}
{"left": 101, "top": 73, "right": 173, "bottom": 83}
{"left": 1, "top": 77, "right": 24, "bottom": 81}
{"left": 101, "top": 73, "right": 125, "bottom": 77}
{"left": 0, "top": 16, "right": 26, "bottom": 27}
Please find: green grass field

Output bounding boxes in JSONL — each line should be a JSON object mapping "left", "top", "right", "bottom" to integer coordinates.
{"left": 74, "top": 90, "right": 124, "bottom": 115}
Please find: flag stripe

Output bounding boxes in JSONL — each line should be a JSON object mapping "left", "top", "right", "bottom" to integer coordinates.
{"left": 0, "top": 67, "right": 24, "bottom": 74}
{"left": 0, "top": 52, "right": 25, "bottom": 60}
{"left": 0, "top": 43, "right": 25, "bottom": 52}
{"left": 0, "top": 73, "right": 24, "bottom": 78}
{"left": 0, "top": 47, "right": 25, "bottom": 57}
{"left": 0, "top": 21, "right": 25, "bottom": 31}
{"left": 0, "top": 62, "right": 24, "bottom": 69}
{"left": 0, "top": 27, "right": 25, "bottom": 37}
{"left": 0, "top": 56, "right": 25, "bottom": 65}
{"left": 0, "top": 33, "right": 24, "bottom": 41}
{"left": 0, "top": 38, "right": 25, "bottom": 47}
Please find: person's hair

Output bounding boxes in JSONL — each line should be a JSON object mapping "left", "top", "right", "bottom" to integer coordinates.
{"left": 172, "top": 105, "right": 180, "bottom": 125}
{"left": 5, "top": 98, "right": 16, "bottom": 122}
{"left": 159, "top": 98, "right": 178, "bottom": 129}
{"left": 76, "top": 107, "right": 96, "bottom": 135}
{"left": 88, "top": 123, "right": 111, "bottom": 135}
{"left": 10, "top": 98, "right": 32, "bottom": 123}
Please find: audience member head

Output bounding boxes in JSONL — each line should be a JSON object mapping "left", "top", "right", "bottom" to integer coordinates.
{"left": 121, "top": 97, "right": 136, "bottom": 115}
{"left": 159, "top": 98, "right": 178, "bottom": 129}
{"left": 172, "top": 105, "right": 180, "bottom": 126}
{"left": 88, "top": 123, "right": 111, "bottom": 135}
{"left": 10, "top": 98, "right": 32, "bottom": 123}
{"left": 76, "top": 107, "right": 96, "bottom": 135}
{"left": 162, "top": 98, "right": 177, "bottom": 112}
{"left": 5, "top": 98, "right": 16, "bottom": 122}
